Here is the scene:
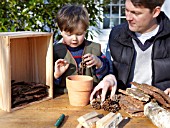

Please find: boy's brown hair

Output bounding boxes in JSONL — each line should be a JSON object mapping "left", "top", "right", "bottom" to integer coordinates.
{"left": 56, "top": 4, "right": 89, "bottom": 33}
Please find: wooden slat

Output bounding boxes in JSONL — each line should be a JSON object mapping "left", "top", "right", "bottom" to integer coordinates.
{"left": 0, "top": 36, "right": 11, "bottom": 112}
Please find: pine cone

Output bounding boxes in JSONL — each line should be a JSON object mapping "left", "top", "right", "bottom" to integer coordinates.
{"left": 90, "top": 98, "right": 101, "bottom": 110}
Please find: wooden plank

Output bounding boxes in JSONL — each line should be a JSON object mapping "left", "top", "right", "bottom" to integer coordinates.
{"left": 101, "top": 113, "right": 123, "bottom": 128}
{"left": 45, "top": 34, "right": 53, "bottom": 98}
{"left": 77, "top": 111, "right": 100, "bottom": 124}
{"left": 0, "top": 31, "right": 52, "bottom": 38}
{"left": 77, "top": 111, "right": 101, "bottom": 127}
{"left": 0, "top": 36, "right": 11, "bottom": 112}
{"left": 96, "top": 112, "right": 115, "bottom": 128}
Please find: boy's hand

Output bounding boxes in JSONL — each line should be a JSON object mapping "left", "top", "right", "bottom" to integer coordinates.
{"left": 83, "top": 53, "right": 102, "bottom": 69}
{"left": 54, "top": 59, "right": 69, "bottom": 79}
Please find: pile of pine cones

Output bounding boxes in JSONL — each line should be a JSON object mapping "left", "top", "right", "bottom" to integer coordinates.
{"left": 90, "top": 94, "right": 121, "bottom": 113}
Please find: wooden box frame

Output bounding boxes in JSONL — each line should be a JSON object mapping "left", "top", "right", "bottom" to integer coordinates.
{"left": 0, "top": 32, "right": 53, "bottom": 112}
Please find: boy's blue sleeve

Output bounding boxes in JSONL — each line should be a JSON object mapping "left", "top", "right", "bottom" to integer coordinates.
{"left": 54, "top": 77, "right": 62, "bottom": 85}
{"left": 105, "top": 43, "right": 113, "bottom": 74}
{"left": 94, "top": 53, "right": 111, "bottom": 80}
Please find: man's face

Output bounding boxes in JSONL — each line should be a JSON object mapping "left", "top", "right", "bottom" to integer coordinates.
{"left": 125, "top": 0, "right": 158, "bottom": 34}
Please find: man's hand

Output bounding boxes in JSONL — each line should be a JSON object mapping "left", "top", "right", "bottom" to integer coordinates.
{"left": 90, "top": 74, "right": 117, "bottom": 103}
{"left": 164, "top": 88, "right": 170, "bottom": 97}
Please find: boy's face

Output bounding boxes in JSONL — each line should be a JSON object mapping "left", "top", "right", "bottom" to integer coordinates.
{"left": 61, "top": 22, "right": 86, "bottom": 48}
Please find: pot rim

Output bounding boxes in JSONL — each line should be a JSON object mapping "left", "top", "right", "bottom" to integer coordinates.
{"left": 66, "top": 75, "right": 93, "bottom": 81}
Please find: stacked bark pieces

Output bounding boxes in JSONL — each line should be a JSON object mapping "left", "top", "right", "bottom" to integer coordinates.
{"left": 11, "top": 81, "right": 50, "bottom": 108}
{"left": 118, "top": 88, "right": 148, "bottom": 117}
{"left": 131, "top": 82, "right": 170, "bottom": 109}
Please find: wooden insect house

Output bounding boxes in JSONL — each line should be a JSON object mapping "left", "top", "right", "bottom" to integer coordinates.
{"left": 0, "top": 32, "right": 53, "bottom": 112}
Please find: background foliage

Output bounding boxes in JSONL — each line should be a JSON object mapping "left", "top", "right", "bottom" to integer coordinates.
{"left": 0, "top": 0, "right": 107, "bottom": 41}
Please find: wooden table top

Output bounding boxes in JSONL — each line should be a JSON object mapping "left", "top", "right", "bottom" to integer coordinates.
{"left": 0, "top": 94, "right": 157, "bottom": 128}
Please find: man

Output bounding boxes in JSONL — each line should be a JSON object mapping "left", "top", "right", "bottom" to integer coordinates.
{"left": 90, "top": 0, "right": 170, "bottom": 102}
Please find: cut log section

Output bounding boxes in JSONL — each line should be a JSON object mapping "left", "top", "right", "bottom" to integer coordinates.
{"left": 144, "top": 101, "right": 170, "bottom": 128}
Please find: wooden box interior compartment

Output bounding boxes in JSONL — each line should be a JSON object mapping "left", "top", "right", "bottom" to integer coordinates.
{"left": 0, "top": 32, "right": 53, "bottom": 112}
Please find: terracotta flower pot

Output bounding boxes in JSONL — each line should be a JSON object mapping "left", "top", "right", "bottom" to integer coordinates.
{"left": 66, "top": 75, "right": 93, "bottom": 106}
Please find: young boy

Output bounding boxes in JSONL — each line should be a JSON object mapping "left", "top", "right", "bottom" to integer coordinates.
{"left": 54, "top": 4, "right": 110, "bottom": 94}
